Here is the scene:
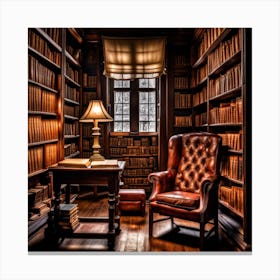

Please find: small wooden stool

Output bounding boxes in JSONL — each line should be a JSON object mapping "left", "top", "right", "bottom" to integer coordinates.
{"left": 119, "top": 189, "right": 146, "bottom": 216}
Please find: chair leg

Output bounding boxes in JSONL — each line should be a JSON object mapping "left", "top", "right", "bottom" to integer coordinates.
{"left": 199, "top": 222, "right": 205, "bottom": 250}
{"left": 149, "top": 206, "right": 153, "bottom": 237}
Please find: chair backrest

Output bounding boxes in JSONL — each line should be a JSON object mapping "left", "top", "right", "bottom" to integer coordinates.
{"left": 168, "top": 133, "right": 222, "bottom": 193}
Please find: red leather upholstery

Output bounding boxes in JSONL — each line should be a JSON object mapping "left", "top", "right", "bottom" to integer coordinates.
{"left": 119, "top": 189, "right": 146, "bottom": 216}
{"left": 148, "top": 132, "right": 222, "bottom": 250}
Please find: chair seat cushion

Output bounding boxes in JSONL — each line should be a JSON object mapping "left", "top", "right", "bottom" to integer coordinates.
{"left": 155, "top": 191, "right": 200, "bottom": 210}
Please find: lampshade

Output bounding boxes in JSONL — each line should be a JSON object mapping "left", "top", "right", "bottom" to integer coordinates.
{"left": 102, "top": 36, "right": 166, "bottom": 80}
{"left": 80, "top": 100, "right": 113, "bottom": 123}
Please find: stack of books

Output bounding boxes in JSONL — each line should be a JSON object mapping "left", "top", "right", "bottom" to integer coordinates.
{"left": 58, "top": 204, "right": 79, "bottom": 232}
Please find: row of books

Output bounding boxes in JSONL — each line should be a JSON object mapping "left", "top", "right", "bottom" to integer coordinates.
{"left": 44, "top": 143, "right": 58, "bottom": 168}
{"left": 209, "top": 64, "right": 241, "bottom": 98}
{"left": 65, "top": 84, "right": 80, "bottom": 102}
{"left": 209, "top": 97, "right": 242, "bottom": 124}
{"left": 192, "top": 63, "right": 208, "bottom": 86}
{"left": 174, "top": 76, "right": 190, "bottom": 89}
{"left": 28, "top": 117, "right": 58, "bottom": 143}
{"left": 64, "top": 104, "right": 79, "bottom": 117}
{"left": 196, "top": 28, "right": 225, "bottom": 59}
{"left": 58, "top": 204, "right": 80, "bottom": 232}
{"left": 218, "top": 132, "right": 243, "bottom": 151}
{"left": 124, "top": 157, "right": 155, "bottom": 168}
{"left": 28, "top": 30, "right": 61, "bottom": 66}
{"left": 123, "top": 168, "right": 152, "bottom": 177}
{"left": 174, "top": 92, "right": 192, "bottom": 108}
{"left": 28, "top": 143, "right": 58, "bottom": 173}
{"left": 64, "top": 122, "right": 79, "bottom": 136}
{"left": 66, "top": 62, "right": 79, "bottom": 83}
{"left": 41, "top": 28, "right": 61, "bottom": 45}
{"left": 208, "top": 31, "right": 241, "bottom": 72}
{"left": 174, "top": 116, "right": 192, "bottom": 127}
{"left": 219, "top": 185, "right": 244, "bottom": 215}
{"left": 174, "top": 54, "right": 189, "bottom": 66}
{"left": 28, "top": 146, "right": 43, "bottom": 174}
{"left": 109, "top": 136, "right": 157, "bottom": 147}
{"left": 28, "top": 84, "right": 57, "bottom": 113}
{"left": 193, "top": 87, "right": 207, "bottom": 106}
{"left": 221, "top": 155, "right": 243, "bottom": 181}
{"left": 194, "top": 112, "right": 207, "bottom": 126}
{"left": 64, "top": 143, "right": 78, "bottom": 157}
{"left": 83, "top": 73, "right": 97, "bottom": 88}
{"left": 123, "top": 177, "right": 149, "bottom": 186}
{"left": 29, "top": 55, "right": 56, "bottom": 89}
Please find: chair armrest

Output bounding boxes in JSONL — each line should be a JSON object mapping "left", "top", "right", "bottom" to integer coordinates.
{"left": 148, "top": 170, "right": 175, "bottom": 201}
{"left": 199, "top": 175, "right": 220, "bottom": 218}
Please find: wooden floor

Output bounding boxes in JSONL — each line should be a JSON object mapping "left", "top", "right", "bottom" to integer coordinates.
{"left": 28, "top": 191, "right": 239, "bottom": 252}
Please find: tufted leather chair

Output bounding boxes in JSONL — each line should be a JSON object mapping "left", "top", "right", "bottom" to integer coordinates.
{"left": 148, "top": 132, "right": 222, "bottom": 250}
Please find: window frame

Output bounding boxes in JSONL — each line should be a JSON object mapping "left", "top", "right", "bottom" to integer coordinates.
{"left": 110, "top": 78, "right": 159, "bottom": 134}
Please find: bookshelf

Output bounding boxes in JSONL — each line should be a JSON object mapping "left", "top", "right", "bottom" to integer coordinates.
{"left": 109, "top": 132, "right": 158, "bottom": 195}
{"left": 190, "top": 28, "right": 251, "bottom": 249}
{"left": 63, "top": 28, "right": 82, "bottom": 159}
{"left": 28, "top": 28, "right": 63, "bottom": 236}
{"left": 28, "top": 28, "right": 83, "bottom": 237}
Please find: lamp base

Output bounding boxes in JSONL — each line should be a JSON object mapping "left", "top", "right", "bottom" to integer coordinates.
{"left": 89, "top": 153, "right": 105, "bottom": 162}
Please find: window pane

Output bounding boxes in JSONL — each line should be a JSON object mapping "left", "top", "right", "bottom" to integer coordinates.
{"left": 123, "top": 122, "right": 130, "bottom": 132}
{"left": 123, "top": 114, "right": 130, "bottom": 121}
{"left": 149, "top": 91, "right": 156, "bottom": 103}
{"left": 114, "top": 80, "right": 130, "bottom": 88}
{"left": 139, "top": 91, "right": 148, "bottom": 103}
{"left": 114, "top": 114, "right": 123, "bottom": 121}
{"left": 139, "top": 114, "right": 149, "bottom": 121}
{"left": 114, "top": 122, "right": 123, "bottom": 132}
{"left": 139, "top": 78, "right": 155, "bottom": 88}
{"left": 139, "top": 104, "right": 148, "bottom": 115}
{"left": 114, "top": 104, "right": 123, "bottom": 114}
{"left": 123, "top": 104, "right": 129, "bottom": 114}
{"left": 123, "top": 91, "right": 130, "bottom": 103}
{"left": 149, "top": 122, "right": 156, "bottom": 132}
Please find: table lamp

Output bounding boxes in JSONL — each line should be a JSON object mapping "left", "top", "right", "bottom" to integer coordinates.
{"left": 80, "top": 100, "right": 113, "bottom": 161}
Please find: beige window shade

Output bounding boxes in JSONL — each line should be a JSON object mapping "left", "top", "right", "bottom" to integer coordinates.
{"left": 102, "top": 36, "right": 166, "bottom": 80}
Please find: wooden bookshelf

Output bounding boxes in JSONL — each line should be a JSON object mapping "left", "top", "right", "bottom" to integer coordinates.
{"left": 190, "top": 28, "right": 251, "bottom": 250}
{"left": 109, "top": 132, "right": 159, "bottom": 195}
{"left": 62, "top": 28, "right": 82, "bottom": 159}
{"left": 28, "top": 28, "right": 83, "bottom": 237}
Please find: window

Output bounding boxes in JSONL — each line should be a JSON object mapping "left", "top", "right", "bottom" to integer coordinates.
{"left": 112, "top": 78, "right": 158, "bottom": 133}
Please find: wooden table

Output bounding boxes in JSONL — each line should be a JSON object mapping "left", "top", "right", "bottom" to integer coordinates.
{"left": 45, "top": 161, "right": 125, "bottom": 250}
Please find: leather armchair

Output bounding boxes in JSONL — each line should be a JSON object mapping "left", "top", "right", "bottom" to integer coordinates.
{"left": 148, "top": 132, "right": 222, "bottom": 250}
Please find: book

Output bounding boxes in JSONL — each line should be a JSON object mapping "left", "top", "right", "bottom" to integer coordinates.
{"left": 57, "top": 158, "right": 91, "bottom": 168}
{"left": 91, "top": 159, "right": 118, "bottom": 168}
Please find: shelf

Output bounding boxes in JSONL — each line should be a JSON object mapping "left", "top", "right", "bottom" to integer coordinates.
{"left": 28, "top": 79, "right": 58, "bottom": 94}
{"left": 208, "top": 123, "right": 242, "bottom": 127}
{"left": 64, "top": 135, "right": 80, "bottom": 139}
{"left": 65, "top": 50, "right": 81, "bottom": 68}
{"left": 209, "top": 86, "right": 242, "bottom": 103}
{"left": 28, "top": 46, "right": 61, "bottom": 71}
{"left": 219, "top": 200, "right": 243, "bottom": 221}
{"left": 35, "top": 28, "right": 62, "bottom": 52}
{"left": 110, "top": 132, "right": 158, "bottom": 137}
{"left": 28, "top": 111, "right": 58, "bottom": 117}
{"left": 64, "top": 97, "right": 80, "bottom": 106}
{"left": 28, "top": 168, "right": 48, "bottom": 178}
{"left": 65, "top": 74, "right": 81, "bottom": 88}
{"left": 192, "top": 28, "right": 232, "bottom": 68}
{"left": 64, "top": 114, "right": 79, "bottom": 121}
{"left": 28, "top": 139, "right": 58, "bottom": 148}
{"left": 221, "top": 175, "right": 243, "bottom": 186}
{"left": 208, "top": 51, "right": 241, "bottom": 78}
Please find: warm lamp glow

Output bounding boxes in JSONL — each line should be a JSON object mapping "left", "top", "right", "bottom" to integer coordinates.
{"left": 80, "top": 100, "right": 113, "bottom": 161}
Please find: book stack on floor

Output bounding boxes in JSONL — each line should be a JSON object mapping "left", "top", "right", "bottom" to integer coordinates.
{"left": 58, "top": 204, "right": 79, "bottom": 232}
{"left": 28, "top": 184, "right": 51, "bottom": 218}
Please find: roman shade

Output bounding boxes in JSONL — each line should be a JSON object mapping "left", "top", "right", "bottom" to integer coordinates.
{"left": 102, "top": 36, "right": 166, "bottom": 80}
